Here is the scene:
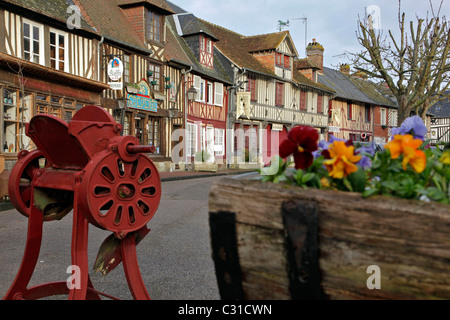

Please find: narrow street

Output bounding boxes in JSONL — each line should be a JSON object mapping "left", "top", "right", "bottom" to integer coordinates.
{"left": 0, "top": 176, "right": 223, "bottom": 300}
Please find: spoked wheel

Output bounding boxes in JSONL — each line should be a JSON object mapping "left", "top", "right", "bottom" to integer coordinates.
{"left": 79, "top": 152, "right": 161, "bottom": 235}
{"left": 8, "top": 150, "right": 46, "bottom": 218}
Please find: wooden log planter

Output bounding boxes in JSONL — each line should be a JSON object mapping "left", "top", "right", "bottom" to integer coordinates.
{"left": 208, "top": 178, "right": 450, "bottom": 300}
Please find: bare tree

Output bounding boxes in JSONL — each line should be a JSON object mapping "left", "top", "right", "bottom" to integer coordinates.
{"left": 353, "top": 0, "right": 449, "bottom": 125}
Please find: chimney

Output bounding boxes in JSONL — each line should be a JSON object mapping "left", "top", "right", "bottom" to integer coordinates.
{"left": 340, "top": 63, "right": 350, "bottom": 74}
{"left": 306, "top": 38, "right": 324, "bottom": 73}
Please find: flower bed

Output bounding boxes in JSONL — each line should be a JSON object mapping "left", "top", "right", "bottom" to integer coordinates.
{"left": 260, "top": 116, "right": 450, "bottom": 204}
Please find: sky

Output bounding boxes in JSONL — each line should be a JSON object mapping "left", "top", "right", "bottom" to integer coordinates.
{"left": 169, "top": 0, "right": 449, "bottom": 69}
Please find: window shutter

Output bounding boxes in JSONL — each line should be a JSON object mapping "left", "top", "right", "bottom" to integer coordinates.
{"left": 214, "top": 82, "right": 223, "bottom": 106}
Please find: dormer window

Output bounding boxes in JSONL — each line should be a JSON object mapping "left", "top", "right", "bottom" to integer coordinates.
{"left": 146, "top": 10, "right": 163, "bottom": 43}
{"left": 199, "top": 34, "right": 213, "bottom": 68}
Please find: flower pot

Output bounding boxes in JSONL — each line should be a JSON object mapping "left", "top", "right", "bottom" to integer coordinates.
{"left": 209, "top": 178, "right": 450, "bottom": 300}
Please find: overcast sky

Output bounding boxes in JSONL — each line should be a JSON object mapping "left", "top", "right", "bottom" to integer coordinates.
{"left": 170, "top": 0, "right": 449, "bottom": 69}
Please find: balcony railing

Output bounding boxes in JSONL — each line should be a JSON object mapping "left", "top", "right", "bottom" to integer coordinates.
{"left": 248, "top": 103, "right": 328, "bottom": 128}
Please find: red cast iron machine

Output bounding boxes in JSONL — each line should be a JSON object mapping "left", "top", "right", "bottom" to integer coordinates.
{"left": 4, "top": 105, "right": 161, "bottom": 300}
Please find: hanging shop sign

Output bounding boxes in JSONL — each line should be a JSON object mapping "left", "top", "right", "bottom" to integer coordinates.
{"left": 107, "top": 57, "right": 123, "bottom": 81}
{"left": 127, "top": 79, "right": 157, "bottom": 113}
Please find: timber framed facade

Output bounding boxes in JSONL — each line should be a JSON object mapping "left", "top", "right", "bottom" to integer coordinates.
{"left": 0, "top": 0, "right": 109, "bottom": 170}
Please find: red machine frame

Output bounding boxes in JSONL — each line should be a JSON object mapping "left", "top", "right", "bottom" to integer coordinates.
{"left": 4, "top": 106, "right": 161, "bottom": 300}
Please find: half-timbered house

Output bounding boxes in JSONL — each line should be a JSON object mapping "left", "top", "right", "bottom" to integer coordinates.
{"left": 348, "top": 74, "right": 398, "bottom": 145}
{"left": 76, "top": 0, "right": 180, "bottom": 171}
{"left": 165, "top": 12, "right": 232, "bottom": 169}
{"left": 0, "top": 0, "right": 109, "bottom": 170}
{"left": 199, "top": 22, "right": 335, "bottom": 166}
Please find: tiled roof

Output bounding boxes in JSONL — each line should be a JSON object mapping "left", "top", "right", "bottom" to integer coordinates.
{"left": 292, "top": 69, "right": 335, "bottom": 94}
{"left": 200, "top": 19, "right": 333, "bottom": 93}
{"left": 1, "top": 0, "right": 97, "bottom": 33}
{"left": 428, "top": 91, "right": 450, "bottom": 118}
{"left": 176, "top": 13, "right": 218, "bottom": 40}
{"left": 349, "top": 76, "right": 397, "bottom": 108}
{"left": 319, "top": 67, "right": 377, "bottom": 104}
{"left": 295, "top": 58, "right": 320, "bottom": 70}
{"left": 116, "top": 0, "right": 174, "bottom": 14}
{"left": 199, "top": 20, "right": 277, "bottom": 77}
{"left": 76, "top": 0, "right": 148, "bottom": 52}
{"left": 244, "top": 31, "right": 289, "bottom": 53}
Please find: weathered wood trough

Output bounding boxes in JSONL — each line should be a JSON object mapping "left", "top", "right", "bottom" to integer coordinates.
{"left": 208, "top": 177, "right": 450, "bottom": 300}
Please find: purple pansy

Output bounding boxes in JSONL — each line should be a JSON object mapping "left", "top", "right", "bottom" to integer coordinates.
{"left": 391, "top": 115, "right": 427, "bottom": 140}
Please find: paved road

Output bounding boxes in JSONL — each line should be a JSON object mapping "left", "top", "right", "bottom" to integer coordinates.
{"left": 0, "top": 176, "right": 223, "bottom": 300}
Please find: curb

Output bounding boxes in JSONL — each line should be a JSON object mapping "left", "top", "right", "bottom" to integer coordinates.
{"left": 0, "top": 170, "right": 255, "bottom": 212}
{"left": 160, "top": 170, "right": 254, "bottom": 182}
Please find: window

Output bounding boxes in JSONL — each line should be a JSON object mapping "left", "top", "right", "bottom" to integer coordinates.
{"left": 147, "top": 118, "right": 161, "bottom": 154}
{"left": 284, "top": 55, "right": 290, "bottom": 68}
{"left": 214, "top": 82, "right": 223, "bottom": 106}
{"left": 275, "top": 52, "right": 282, "bottom": 67}
{"left": 248, "top": 76, "right": 256, "bottom": 101}
{"left": 207, "top": 39, "right": 212, "bottom": 54}
{"left": 215, "top": 128, "right": 225, "bottom": 156}
{"left": 207, "top": 82, "right": 213, "bottom": 104}
{"left": 2, "top": 89, "right": 32, "bottom": 154}
{"left": 317, "top": 94, "right": 322, "bottom": 114}
{"left": 275, "top": 82, "right": 284, "bottom": 106}
{"left": 193, "top": 75, "right": 201, "bottom": 101}
{"left": 300, "top": 88, "right": 307, "bottom": 110}
{"left": 123, "top": 54, "right": 131, "bottom": 84}
{"left": 187, "top": 123, "right": 197, "bottom": 157}
{"left": 146, "top": 10, "right": 162, "bottom": 43}
{"left": 199, "top": 79, "right": 206, "bottom": 102}
{"left": 147, "top": 62, "right": 161, "bottom": 91}
{"left": 50, "top": 29, "right": 68, "bottom": 72}
{"left": 365, "top": 104, "right": 371, "bottom": 122}
{"left": 23, "top": 20, "right": 44, "bottom": 65}
{"left": 199, "top": 35, "right": 214, "bottom": 68}
{"left": 380, "top": 108, "right": 387, "bottom": 126}
{"left": 347, "top": 102, "right": 352, "bottom": 120}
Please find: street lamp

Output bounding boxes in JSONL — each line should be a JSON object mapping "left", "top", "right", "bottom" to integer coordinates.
{"left": 187, "top": 86, "right": 198, "bottom": 101}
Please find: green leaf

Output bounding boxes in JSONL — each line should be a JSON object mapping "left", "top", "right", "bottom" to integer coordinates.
{"left": 302, "top": 173, "right": 315, "bottom": 184}
{"left": 362, "top": 188, "right": 380, "bottom": 198}
{"left": 424, "top": 187, "right": 446, "bottom": 201}
{"left": 348, "top": 168, "right": 366, "bottom": 193}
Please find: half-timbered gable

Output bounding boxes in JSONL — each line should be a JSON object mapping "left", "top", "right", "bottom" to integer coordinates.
{"left": 246, "top": 31, "right": 297, "bottom": 81}
{"left": 116, "top": 0, "right": 174, "bottom": 62}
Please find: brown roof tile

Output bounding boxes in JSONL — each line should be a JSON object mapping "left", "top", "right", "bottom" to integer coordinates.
{"left": 76, "top": 0, "right": 148, "bottom": 51}
{"left": 244, "top": 31, "right": 289, "bottom": 53}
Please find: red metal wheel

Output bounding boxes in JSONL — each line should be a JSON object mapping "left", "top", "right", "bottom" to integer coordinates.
{"left": 8, "top": 150, "right": 46, "bottom": 217}
{"left": 79, "top": 152, "right": 161, "bottom": 234}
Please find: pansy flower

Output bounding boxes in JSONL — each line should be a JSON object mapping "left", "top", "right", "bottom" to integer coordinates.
{"left": 384, "top": 134, "right": 426, "bottom": 173}
{"left": 279, "top": 125, "right": 319, "bottom": 169}
{"left": 391, "top": 115, "right": 427, "bottom": 141}
{"left": 322, "top": 140, "right": 362, "bottom": 179}
{"left": 440, "top": 150, "right": 450, "bottom": 165}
